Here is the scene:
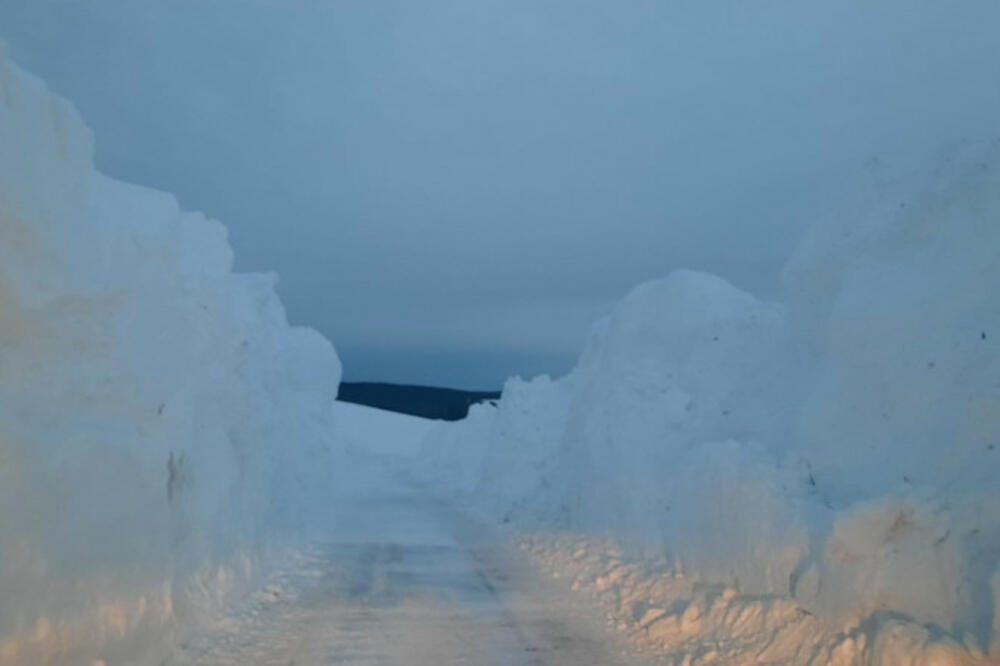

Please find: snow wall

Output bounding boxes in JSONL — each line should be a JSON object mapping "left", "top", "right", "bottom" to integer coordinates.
{"left": 417, "top": 138, "right": 1000, "bottom": 661}
{"left": 0, "top": 48, "right": 342, "bottom": 664}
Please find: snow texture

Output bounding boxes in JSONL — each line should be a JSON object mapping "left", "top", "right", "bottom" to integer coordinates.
{"left": 332, "top": 400, "right": 436, "bottom": 459}
{"left": 0, "top": 48, "right": 342, "bottom": 664}
{"left": 416, "top": 139, "right": 1000, "bottom": 664}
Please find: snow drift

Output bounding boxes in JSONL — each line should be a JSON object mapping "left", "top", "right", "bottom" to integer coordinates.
{"left": 0, "top": 47, "right": 342, "bottom": 664}
{"left": 416, "top": 139, "right": 1000, "bottom": 663}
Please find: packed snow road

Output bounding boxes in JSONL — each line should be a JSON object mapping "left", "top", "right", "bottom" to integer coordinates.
{"left": 169, "top": 457, "right": 644, "bottom": 666}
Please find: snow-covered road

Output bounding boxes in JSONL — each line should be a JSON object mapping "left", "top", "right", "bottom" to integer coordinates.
{"left": 169, "top": 458, "right": 644, "bottom": 666}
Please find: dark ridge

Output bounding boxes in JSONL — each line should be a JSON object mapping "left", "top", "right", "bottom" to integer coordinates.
{"left": 338, "top": 382, "right": 501, "bottom": 421}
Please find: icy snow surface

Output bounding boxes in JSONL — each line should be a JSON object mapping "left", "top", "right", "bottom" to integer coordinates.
{"left": 0, "top": 48, "right": 343, "bottom": 664}
{"left": 169, "top": 448, "right": 654, "bottom": 666}
{"left": 415, "top": 141, "right": 1000, "bottom": 664}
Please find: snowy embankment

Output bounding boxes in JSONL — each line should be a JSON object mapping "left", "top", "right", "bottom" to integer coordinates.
{"left": 416, "top": 141, "right": 1000, "bottom": 664}
{"left": 0, "top": 49, "right": 343, "bottom": 664}
{"left": 333, "top": 401, "right": 437, "bottom": 459}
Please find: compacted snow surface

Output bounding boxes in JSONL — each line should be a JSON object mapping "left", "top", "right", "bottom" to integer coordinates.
{"left": 3, "top": 43, "right": 1000, "bottom": 666}
{"left": 169, "top": 450, "right": 652, "bottom": 666}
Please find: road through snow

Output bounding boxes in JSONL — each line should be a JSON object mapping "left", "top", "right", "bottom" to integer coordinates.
{"left": 169, "top": 454, "right": 646, "bottom": 666}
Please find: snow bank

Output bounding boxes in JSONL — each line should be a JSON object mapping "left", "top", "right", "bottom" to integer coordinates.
{"left": 518, "top": 533, "right": 987, "bottom": 666}
{"left": 0, "top": 48, "right": 342, "bottom": 664}
{"left": 417, "top": 139, "right": 1000, "bottom": 663}
{"left": 332, "top": 401, "right": 436, "bottom": 458}
{"left": 417, "top": 401, "right": 498, "bottom": 496}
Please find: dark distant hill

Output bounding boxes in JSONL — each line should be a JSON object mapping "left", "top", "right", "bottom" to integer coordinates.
{"left": 337, "top": 382, "right": 501, "bottom": 421}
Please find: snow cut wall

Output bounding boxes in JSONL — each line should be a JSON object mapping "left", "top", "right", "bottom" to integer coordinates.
{"left": 418, "top": 138, "right": 1000, "bottom": 662}
{"left": 0, "top": 45, "right": 342, "bottom": 664}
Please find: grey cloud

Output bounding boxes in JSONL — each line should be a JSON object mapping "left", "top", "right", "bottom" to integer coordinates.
{"left": 2, "top": 0, "right": 999, "bottom": 387}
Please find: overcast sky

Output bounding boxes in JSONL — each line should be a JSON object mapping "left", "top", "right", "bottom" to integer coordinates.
{"left": 2, "top": 1, "right": 998, "bottom": 388}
